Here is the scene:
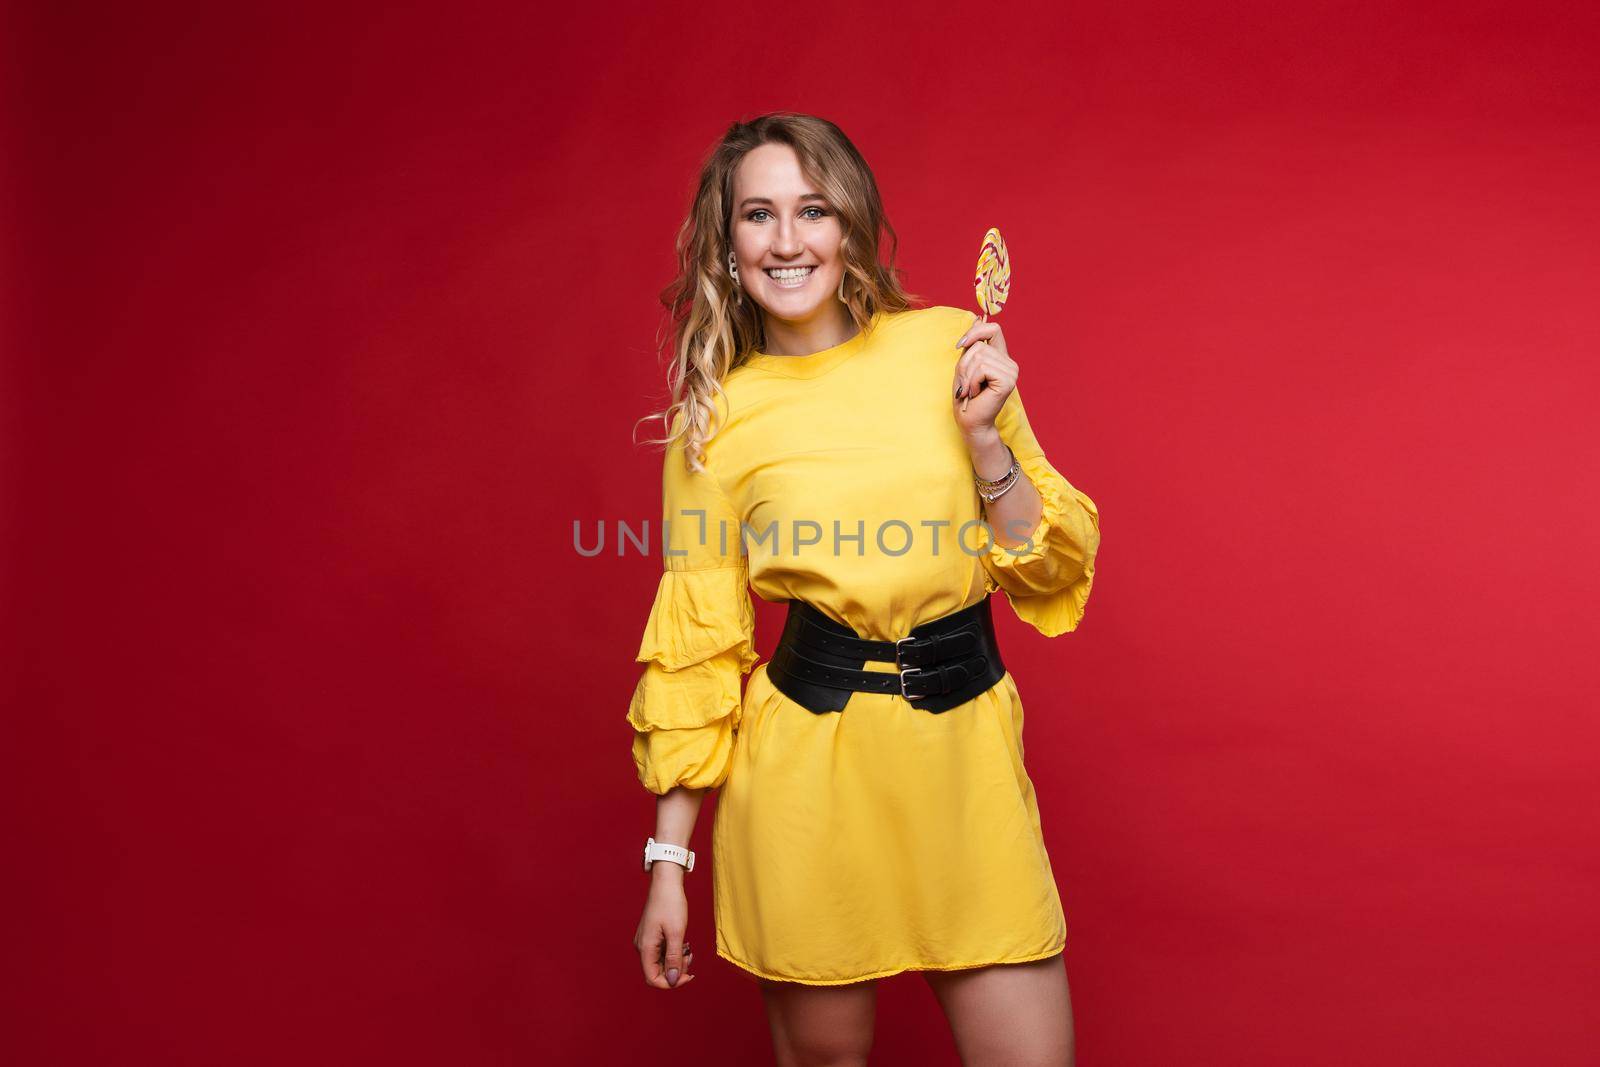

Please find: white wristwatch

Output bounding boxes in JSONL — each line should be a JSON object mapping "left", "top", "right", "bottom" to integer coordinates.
{"left": 642, "top": 836, "right": 695, "bottom": 872}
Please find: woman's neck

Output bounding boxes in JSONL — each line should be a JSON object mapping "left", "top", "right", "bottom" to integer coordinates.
{"left": 760, "top": 304, "right": 858, "bottom": 357}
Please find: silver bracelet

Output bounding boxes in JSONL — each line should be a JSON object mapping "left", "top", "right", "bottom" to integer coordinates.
{"left": 974, "top": 446, "right": 1020, "bottom": 503}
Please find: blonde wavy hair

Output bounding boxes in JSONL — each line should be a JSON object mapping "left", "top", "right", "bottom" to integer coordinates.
{"left": 635, "top": 112, "right": 921, "bottom": 473}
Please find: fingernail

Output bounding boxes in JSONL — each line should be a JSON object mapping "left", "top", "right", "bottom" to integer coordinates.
{"left": 667, "top": 968, "right": 680, "bottom": 985}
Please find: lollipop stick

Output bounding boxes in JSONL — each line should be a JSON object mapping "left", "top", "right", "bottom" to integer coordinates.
{"left": 959, "top": 311, "right": 988, "bottom": 413}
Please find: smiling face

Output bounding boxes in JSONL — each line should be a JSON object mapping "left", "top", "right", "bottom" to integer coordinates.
{"left": 729, "top": 143, "right": 847, "bottom": 325}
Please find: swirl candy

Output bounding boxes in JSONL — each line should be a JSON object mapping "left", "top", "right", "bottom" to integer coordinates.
{"left": 973, "top": 227, "right": 1010, "bottom": 317}
{"left": 963, "top": 227, "right": 1011, "bottom": 412}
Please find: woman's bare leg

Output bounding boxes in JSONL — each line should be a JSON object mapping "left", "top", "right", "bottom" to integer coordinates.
{"left": 921, "top": 952, "right": 1074, "bottom": 1067}
{"left": 758, "top": 975, "right": 879, "bottom": 1067}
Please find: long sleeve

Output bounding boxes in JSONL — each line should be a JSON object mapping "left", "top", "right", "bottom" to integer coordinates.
{"left": 979, "top": 385, "right": 1102, "bottom": 638}
{"left": 626, "top": 424, "right": 759, "bottom": 795}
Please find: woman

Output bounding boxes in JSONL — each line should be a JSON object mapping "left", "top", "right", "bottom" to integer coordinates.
{"left": 628, "top": 112, "right": 1101, "bottom": 1067}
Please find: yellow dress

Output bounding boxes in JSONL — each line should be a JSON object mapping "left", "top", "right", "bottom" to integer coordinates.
{"left": 627, "top": 304, "right": 1102, "bottom": 985}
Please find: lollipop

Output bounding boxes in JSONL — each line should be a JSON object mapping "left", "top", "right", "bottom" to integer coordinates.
{"left": 974, "top": 226, "right": 1010, "bottom": 316}
{"left": 962, "top": 227, "right": 1011, "bottom": 411}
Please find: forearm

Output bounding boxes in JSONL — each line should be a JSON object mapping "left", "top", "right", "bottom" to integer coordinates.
{"left": 649, "top": 784, "right": 706, "bottom": 888}
{"left": 964, "top": 427, "right": 1042, "bottom": 550}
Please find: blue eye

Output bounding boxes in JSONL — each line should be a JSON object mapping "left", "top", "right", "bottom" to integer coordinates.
{"left": 746, "top": 206, "right": 831, "bottom": 222}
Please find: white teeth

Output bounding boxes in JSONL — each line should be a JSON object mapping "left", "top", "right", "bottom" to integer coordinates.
{"left": 765, "top": 266, "right": 815, "bottom": 288}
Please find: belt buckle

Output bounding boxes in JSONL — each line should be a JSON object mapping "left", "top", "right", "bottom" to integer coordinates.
{"left": 896, "top": 636, "right": 924, "bottom": 700}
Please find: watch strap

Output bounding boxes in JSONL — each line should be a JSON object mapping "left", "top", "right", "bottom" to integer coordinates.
{"left": 643, "top": 836, "right": 695, "bottom": 872}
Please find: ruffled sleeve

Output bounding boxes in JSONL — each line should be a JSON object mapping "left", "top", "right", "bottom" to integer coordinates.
{"left": 626, "top": 422, "right": 759, "bottom": 795}
{"left": 979, "top": 385, "right": 1102, "bottom": 638}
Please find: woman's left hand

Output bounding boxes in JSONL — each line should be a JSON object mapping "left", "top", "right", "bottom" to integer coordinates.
{"left": 952, "top": 318, "right": 1017, "bottom": 436}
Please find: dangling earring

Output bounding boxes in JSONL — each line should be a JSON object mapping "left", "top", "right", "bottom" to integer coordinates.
{"left": 728, "top": 251, "right": 743, "bottom": 303}
{"left": 838, "top": 269, "right": 848, "bottom": 303}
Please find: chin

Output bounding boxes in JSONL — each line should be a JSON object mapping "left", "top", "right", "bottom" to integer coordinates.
{"left": 761, "top": 275, "right": 839, "bottom": 319}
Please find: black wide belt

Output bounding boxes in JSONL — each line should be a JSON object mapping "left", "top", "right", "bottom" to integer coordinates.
{"left": 766, "top": 596, "right": 1007, "bottom": 715}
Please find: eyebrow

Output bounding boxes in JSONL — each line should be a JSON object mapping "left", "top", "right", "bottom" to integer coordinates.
{"left": 738, "top": 194, "right": 830, "bottom": 210}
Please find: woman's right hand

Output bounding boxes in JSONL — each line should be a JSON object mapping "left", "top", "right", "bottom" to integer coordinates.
{"left": 635, "top": 872, "right": 697, "bottom": 989}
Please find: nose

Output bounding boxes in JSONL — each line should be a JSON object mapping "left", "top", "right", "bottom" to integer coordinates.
{"left": 771, "top": 216, "right": 804, "bottom": 258}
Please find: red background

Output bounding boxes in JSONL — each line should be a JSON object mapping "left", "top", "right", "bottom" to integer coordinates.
{"left": 7, "top": 1, "right": 1598, "bottom": 1063}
